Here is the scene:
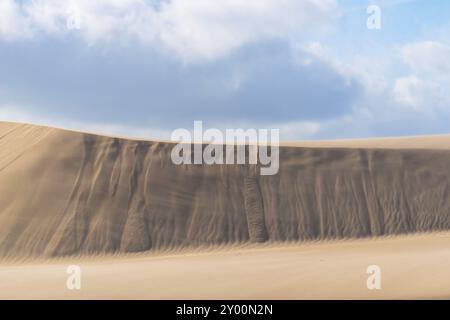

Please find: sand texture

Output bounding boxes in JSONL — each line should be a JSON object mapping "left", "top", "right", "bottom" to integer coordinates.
{"left": 1, "top": 121, "right": 450, "bottom": 260}
{"left": 1, "top": 233, "right": 450, "bottom": 299}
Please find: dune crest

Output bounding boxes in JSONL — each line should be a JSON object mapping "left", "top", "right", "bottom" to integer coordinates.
{"left": 1, "top": 121, "right": 450, "bottom": 259}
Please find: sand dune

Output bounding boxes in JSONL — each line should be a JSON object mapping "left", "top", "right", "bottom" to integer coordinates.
{"left": 282, "top": 134, "right": 450, "bottom": 149}
{"left": 2, "top": 121, "right": 450, "bottom": 300}
{"left": 1, "top": 233, "right": 450, "bottom": 299}
{"left": 1, "top": 121, "right": 450, "bottom": 260}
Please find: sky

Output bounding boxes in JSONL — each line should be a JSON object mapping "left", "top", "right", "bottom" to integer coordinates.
{"left": 1, "top": 0, "right": 450, "bottom": 140}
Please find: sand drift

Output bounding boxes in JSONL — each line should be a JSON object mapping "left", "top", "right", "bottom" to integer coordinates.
{"left": 1, "top": 122, "right": 450, "bottom": 259}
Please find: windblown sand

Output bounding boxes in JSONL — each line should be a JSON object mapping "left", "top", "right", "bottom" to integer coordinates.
{"left": 1, "top": 121, "right": 450, "bottom": 299}
{"left": 1, "top": 233, "right": 450, "bottom": 299}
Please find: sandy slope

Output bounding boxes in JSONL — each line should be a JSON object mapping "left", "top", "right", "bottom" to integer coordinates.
{"left": 2, "top": 121, "right": 450, "bottom": 259}
{"left": 1, "top": 233, "right": 450, "bottom": 299}
{"left": 0, "top": 123, "right": 450, "bottom": 258}
{"left": 2, "top": 121, "right": 450, "bottom": 299}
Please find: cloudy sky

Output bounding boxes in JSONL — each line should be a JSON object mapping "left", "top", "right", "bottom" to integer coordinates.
{"left": 1, "top": 0, "right": 450, "bottom": 140}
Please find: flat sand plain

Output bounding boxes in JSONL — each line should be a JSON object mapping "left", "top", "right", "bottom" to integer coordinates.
{"left": 1, "top": 233, "right": 450, "bottom": 299}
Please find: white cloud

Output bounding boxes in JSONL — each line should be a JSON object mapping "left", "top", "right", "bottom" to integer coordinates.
{"left": 0, "top": 0, "right": 338, "bottom": 62}
{"left": 399, "top": 41, "right": 450, "bottom": 77}
{"left": 392, "top": 75, "right": 426, "bottom": 109}
{"left": 0, "top": 104, "right": 323, "bottom": 141}
{"left": 392, "top": 41, "right": 450, "bottom": 112}
{"left": 299, "top": 41, "right": 390, "bottom": 94}
{"left": 153, "top": 0, "right": 338, "bottom": 61}
{"left": 0, "top": 0, "right": 33, "bottom": 40}
{"left": 276, "top": 121, "right": 321, "bottom": 140}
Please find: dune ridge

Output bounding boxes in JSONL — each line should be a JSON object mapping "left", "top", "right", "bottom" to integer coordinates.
{"left": 1, "top": 121, "right": 450, "bottom": 259}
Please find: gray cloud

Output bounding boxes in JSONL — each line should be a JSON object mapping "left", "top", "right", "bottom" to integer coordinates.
{"left": 0, "top": 39, "right": 361, "bottom": 131}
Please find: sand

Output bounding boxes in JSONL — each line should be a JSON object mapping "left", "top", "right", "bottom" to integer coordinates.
{"left": 1, "top": 233, "right": 450, "bottom": 299}
{"left": 1, "top": 121, "right": 450, "bottom": 299}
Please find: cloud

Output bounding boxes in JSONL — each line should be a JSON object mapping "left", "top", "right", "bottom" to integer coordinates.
{"left": 5, "top": 0, "right": 450, "bottom": 141}
{"left": 152, "top": 0, "right": 338, "bottom": 61}
{"left": 311, "top": 40, "right": 450, "bottom": 139}
{"left": 0, "top": 0, "right": 33, "bottom": 40}
{"left": 0, "top": 103, "right": 322, "bottom": 141}
{"left": 399, "top": 41, "right": 450, "bottom": 77}
{"left": 0, "top": 0, "right": 339, "bottom": 62}
{"left": 0, "top": 35, "right": 361, "bottom": 131}
{"left": 392, "top": 75, "right": 426, "bottom": 109}
{"left": 392, "top": 41, "right": 450, "bottom": 111}
{"left": 275, "top": 121, "right": 321, "bottom": 139}
{"left": 299, "top": 42, "right": 391, "bottom": 95}
{"left": 0, "top": 104, "right": 172, "bottom": 140}
{"left": 0, "top": 0, "right": 353, "bottom": 140}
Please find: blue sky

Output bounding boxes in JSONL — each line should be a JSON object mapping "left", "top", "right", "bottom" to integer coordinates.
{"left": 1, "top": 0, "right": 450, "bottom": 140}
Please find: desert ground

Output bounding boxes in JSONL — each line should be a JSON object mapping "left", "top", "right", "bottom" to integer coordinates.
{"left": 1, "top": 233, "right": 450, "bottom": 299}
{"left": 1, "top": 121, "right": 450, "bottom": 299}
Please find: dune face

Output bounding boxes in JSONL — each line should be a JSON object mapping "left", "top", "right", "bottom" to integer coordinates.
{"left": 1, "top": 122, "right": 450, "bottom": 259}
